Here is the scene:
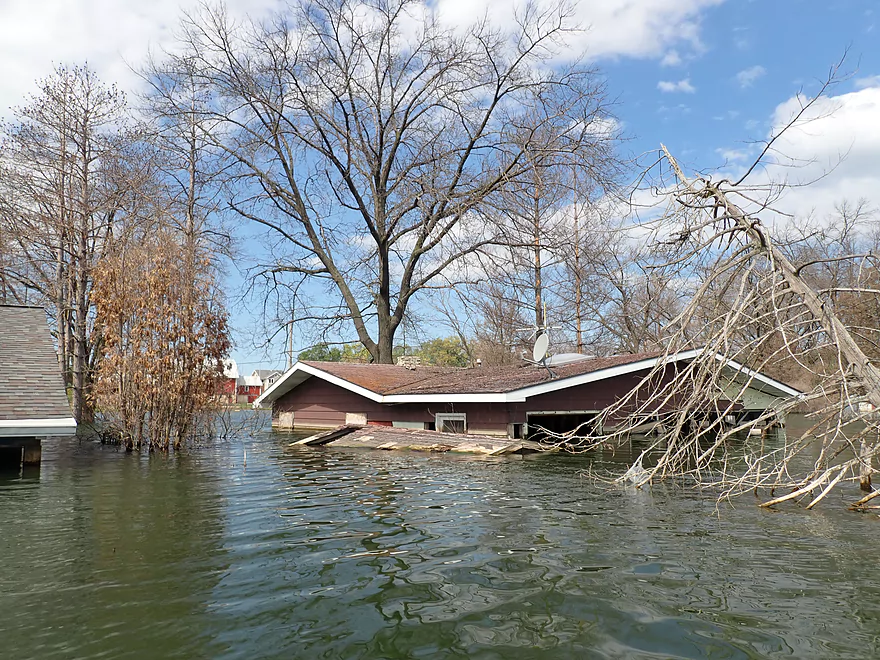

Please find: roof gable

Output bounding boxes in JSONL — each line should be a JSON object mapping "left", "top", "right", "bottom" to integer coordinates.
{"left": 256, "top": 349, "right": 806, "bottom": 407}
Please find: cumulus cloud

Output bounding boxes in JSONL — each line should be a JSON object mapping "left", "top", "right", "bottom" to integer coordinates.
{"left": 657, "top": 78, "right": 696, "bottom": 93}
{"left": 660, "top": 50, "right": 683, "bottom": 67}
{"left": 736, "top": 65, "right": 766, "bottom": 88}
{"left": 746, "top": 85, "right": 880, "bottom": 223}
{"left": 0, "top": 0, "right": 725, "bottom": 116}
{"left": 437, "top": 0, "right": 724, "bottom": 60}
{"left": 0, "top": 0, "right": 281, "bottom": 116}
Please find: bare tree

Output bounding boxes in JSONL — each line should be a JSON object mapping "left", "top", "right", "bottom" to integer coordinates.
{"left": 531, "top": 59, "right": 880, "bottom": 508}
{"left": 582, "top": 231, "right": 687, "bottom": 355}
{"left": 552, "top": 141, "right": 880, "bottom": 508}
{"left": 0, "top": 65, "right": 142, "bottom": 422}
{"left": 148, "top": 0, "right": 617, "bottom": 363}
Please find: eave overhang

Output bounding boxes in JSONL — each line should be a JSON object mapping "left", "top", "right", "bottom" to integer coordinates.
{"left": 0, "top": 417, "right": 78, "bottom": 438}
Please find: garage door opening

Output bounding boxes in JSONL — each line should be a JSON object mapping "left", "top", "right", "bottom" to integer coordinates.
{"left": 526, "top": 413, "right": 599, "bottom": 443}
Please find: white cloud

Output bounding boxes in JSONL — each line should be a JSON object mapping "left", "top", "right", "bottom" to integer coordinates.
{"left": 855, "top": 75, "right": 880, "bottom": 90}
{"left": 0, "top": 0, "right": 725, "bottom": 116}
{"left": 745, "top": 86, "right": 880, "bottom": 223}
{"left": 716, "top": 148, "right": 749, "bottom": 162}
{"left": 712, "top": 110, "right": 740, "bottom": 121}
{"left": 437, "top": 0, "right": 724, "bottom": 60}
{"left": 0, "top": 0, "right": 283, "bottom": 117}
{"left": 660, "top": 50, "right": 683, "bottom": 67}
{"left": 736, "top": 65, "right": 766, "bottom": 88}
{"left": 657, "top": 78, "right": 696, "bottom": 93}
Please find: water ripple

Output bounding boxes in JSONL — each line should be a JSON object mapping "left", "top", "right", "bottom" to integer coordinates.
{"left": 2, "top": 423, "right": 880, "bottom": 658}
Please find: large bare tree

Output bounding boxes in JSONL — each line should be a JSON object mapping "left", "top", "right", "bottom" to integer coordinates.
{"left": 149, "top": 0, "right": 617, "bottom": 363}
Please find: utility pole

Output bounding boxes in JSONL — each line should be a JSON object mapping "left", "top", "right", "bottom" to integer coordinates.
{"left": 287, "top": 301, "right": 295, "bottom": 370}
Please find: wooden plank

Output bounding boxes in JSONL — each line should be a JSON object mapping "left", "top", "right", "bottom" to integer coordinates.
{"left": 321, "top": 426, "right": 547, "bottom": 455}
{"left": 290, "top": 425, "right": 360, "bottom": 446}
{"left": 488, "top": 440, "right": 545, "bottom": 456}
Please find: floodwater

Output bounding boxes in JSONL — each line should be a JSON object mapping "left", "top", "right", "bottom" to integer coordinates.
{"left": 2, "top": 416, "right": 879, "bottom": 659}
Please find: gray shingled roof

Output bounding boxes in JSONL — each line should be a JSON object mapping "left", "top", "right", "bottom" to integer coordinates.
{"left": 0, "top": 305, "right": 74, "bottom": 421}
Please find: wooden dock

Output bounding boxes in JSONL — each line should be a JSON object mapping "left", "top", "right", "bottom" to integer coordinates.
{"left": 290, "top": 425, "right": 545, "bottom": 455}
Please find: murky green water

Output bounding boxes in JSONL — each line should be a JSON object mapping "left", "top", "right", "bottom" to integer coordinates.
{"left": 2, "top": 417, "right": 880, "bottom": 659}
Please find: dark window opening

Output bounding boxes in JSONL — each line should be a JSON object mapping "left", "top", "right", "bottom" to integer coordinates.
{"left": 527, "top": 413, "right": 598, "bottom": 443}
{"left": 441, "top": 419, "right": 465, "bottom": 434}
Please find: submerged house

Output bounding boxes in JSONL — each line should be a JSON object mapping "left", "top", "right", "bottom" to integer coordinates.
{"left": 0, "top": 305, "right": 77, "bottom": 466}
{"left": 255, "top": 349, "right": 799, "bottom": 439}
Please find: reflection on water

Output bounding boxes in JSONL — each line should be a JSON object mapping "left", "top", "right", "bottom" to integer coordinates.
{"left": 1, "top": 415, "right": 880, "bottom": 659}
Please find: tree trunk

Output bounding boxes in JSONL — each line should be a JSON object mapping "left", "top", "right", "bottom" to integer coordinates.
{"left": 375, "top": 238, "right": 397, "bottom": 363}
{"left": 72, "top": 133, "right": 91, "bottom": 424}
{"left": 72, "top": 222, "right": 90, "bottom": 422}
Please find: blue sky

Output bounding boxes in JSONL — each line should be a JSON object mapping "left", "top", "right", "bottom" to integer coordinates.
{"left": 1, "top": 0, "right": 878, "bottom": 371}
{"left": 608, "top": 0, "right": 878, "bottom": 172}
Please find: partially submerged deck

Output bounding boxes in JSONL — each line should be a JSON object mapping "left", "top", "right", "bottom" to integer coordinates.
{"left": 290, "top": 425, "right": 545, "bottom": 456}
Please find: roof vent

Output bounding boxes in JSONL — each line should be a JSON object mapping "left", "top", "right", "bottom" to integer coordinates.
{"left": 545, "top": 353, "right": 592, "bottom": 367}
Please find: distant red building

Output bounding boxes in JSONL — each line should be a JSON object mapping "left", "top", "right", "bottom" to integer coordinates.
{"left": 220, "top": 360, "right": 283, "bottom": 404}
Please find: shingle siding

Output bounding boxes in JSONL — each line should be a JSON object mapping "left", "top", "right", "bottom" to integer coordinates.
{"left": 0, "top": 305, "right": 73, "bottom": 421}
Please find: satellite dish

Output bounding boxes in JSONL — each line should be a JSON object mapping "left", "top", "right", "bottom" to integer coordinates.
{"left": 532, "top": 333, "right": 550, "bottom": 363}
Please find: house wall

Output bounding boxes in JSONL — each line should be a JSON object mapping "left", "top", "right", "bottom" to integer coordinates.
{"left": 720, "top": 380, "right": 783, "bottom": 410}
{"left": 272, "top": 377, "right": 511, "bottom": 434}
{"left": 510, "top": 368, "right": 664, "bottom": 422}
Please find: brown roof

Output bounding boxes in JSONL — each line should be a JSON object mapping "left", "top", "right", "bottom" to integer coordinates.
{"left": 302, "top": 350, "right": 664, "bottom": 395}
{"left": 0, "top": 305, "right": 73, "bottom": 421}
{"left": 300, "top": 361, "right": 459, "bottom": 394}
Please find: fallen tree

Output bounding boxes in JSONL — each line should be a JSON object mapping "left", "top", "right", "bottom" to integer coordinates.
{"left": 550, "top": 79, "right": 880, "bottom": 508}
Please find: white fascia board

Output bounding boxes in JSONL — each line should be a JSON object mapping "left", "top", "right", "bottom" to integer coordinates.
{"left": 383, "top": 393, "right": 509, "bottom": 404}
{"left": 0, "top": 417, "right": 77, "bottom": 437}
{"left": 252, "top": 370, "right": 287, "bottom": 406}
{"left": 508, "top": 349, "right": 704, "bottom": 401}
{"left": 298, "top": 363, "right": 385, "bottom": 402}
{"left": 254, "top": 362, "right": 510, "bottom": 405}
{"left": 253, "top": 348, "right": 800, "bottom": 407}
{"left": 254, "top": 363, "right": 309, "bottom": 406}
{"left": 254, "top": 362, "right": 385, "bottom": 406}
